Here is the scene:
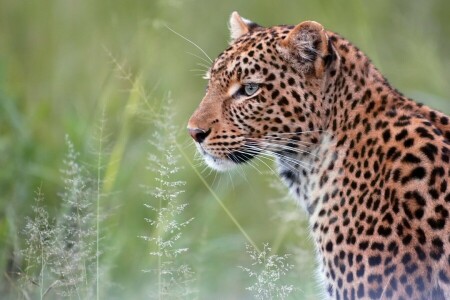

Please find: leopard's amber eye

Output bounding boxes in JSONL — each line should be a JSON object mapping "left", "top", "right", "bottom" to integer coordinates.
{"left": 244, "top": 83, "right": 259, "bottom": 96}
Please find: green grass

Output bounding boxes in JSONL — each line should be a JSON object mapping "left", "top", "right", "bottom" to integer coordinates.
{"left": 1, "top": 0, "right": 450, "bottom": 299}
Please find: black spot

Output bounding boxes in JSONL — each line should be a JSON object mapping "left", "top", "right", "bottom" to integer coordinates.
{"left": 415, "top": 246, "right": 426, "bottom": 260}
{"left": 382, "top": 129, "right": 391, "bottom": 143}
{"left": 368, "top": 255, "right": 381, "bottom": 266}
{"left": 386, "top": 146, "right": 398, "bottom": 159}
{"left": 390, "top": 276, "right": 398, "bottom": 291}
{"left": 402, "top": 153, "right": 421, "bottom": 164}
{"left": 406, "top": 263, "right": 418, "bottom": 274}
{"left": 416, "top": 228, "right": 426, "bottom": 245}
{"left": 404, "top": 190, "right": 426, "bottom": 206}
{"left": 401, "top": 167, "right": 426, "bottom": 184}
{"left": 368, "top": 288, "right": 382, "bottom": 299}
{"left": 403, "top": 138, "right": 414, "bottom": 148}
{"left": 266, "top": 73, "right": 276, "bottom": 81}
{"left": 402, "top": 234, "right": 412, "bottom": 245}
{"left": 431, "top": 287, "right": 445, "bottom": 299}
{"left": 280, "top": 170, "right": 295, "bottom": 182}
{"left": 356, "top": 265, "right": 365, "bottom": 278}
{"left": 430, "top": 166, "right": 445, "bottom": 185}
{"left": 347, "top": 252, "right": 354, "bottom": 267}
{"left": 381, "top": 211, "right": 394, "bottom": 223}
{"left": 357, "top": 283, "right": 364, "bottom": 298}
{"left": 337, "top": 277, "right": 343, "bottom": 288}
{"left": 416, "top": 127, "right": 434, "bottom": 139}
{"left": 371, "top": 242, "right": 384, "bottom": 251}
{"left": 339, "top": 44, "right": 349, "bottom": 52}
{"left": 277, "top": 96, "right": 289, "bottom": 106}
{"left": 385, "top": 289, "right": 393, "bottom": 298}
{"left": 336, "top": 234, "right": 344, "bottom": 245}
{"left": 439, "top": 270, "right": 450, "bottom": 283}
{"left": 430, "top": 237, "right": 444, "bottom": 261}
{"left": 271, "top": 90, "right": 280, "bottom": 99}
{"left": 395, "top": 129, "right": 408, "bottom": 141}
{"left": 377, "top": 225, "right": 392, "bottom": 237}
{"left": 326, "top": 241, "right": 333, "bottom": 252}
{"left": 430, "top": 188, "right": 440, "bottom": 199}
{"left": 406, "top": 285, "right": 413, "bottom": 297}
{"left": 384, "top": 265, "right": 397, "bottom": 276}
{"left": 346, "top": 272, "right": 354, "bottom": 283}
{"left": 400, "top": 274, "right": 407, "bottom": 284}
{"left": 420, "top": 143, "right": 438, "bottom": 162}
{"left": 368, "top": 274, "right": 382, "bottom": 284}
{"left": 358, "top": 241, "right": 369, "bottom": 250}
{"left": 356, "top": 254, "right": 363, "bottom": 263}
{"left": 415, "top": 276, "right": 425, "bottom": 291}
{"left": 402, "top": 253, "right": 412, "bottom": 264}
{"left": 366, "top": 101, "right": 375, "bottom": 114}
{"left": 327, "top": 284, "right": 333, "bottom": 296}
{"left": 427, "top": 218, "right": 446, "bottom": 230}
{"left": 292, "top": 90, "right": 301, "bottom": 102}
{"left": 387, "top": 241, "right": 398, "bottom": 254}
{"left": 393, "top": 169, "right": 401, "bottom": 182}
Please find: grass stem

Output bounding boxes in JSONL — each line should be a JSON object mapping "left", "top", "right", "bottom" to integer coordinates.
{"left": 176, "top": 142, "right": 260, "bottom": 253}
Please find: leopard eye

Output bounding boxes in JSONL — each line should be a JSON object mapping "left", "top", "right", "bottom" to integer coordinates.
{"left": 244, "top": 83, "right": 259, "bottom": 96}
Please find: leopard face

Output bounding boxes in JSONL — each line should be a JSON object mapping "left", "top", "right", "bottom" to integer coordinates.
{"left": 188, "top": 13, "right": 332, "bottom": 171}
{"left": 188, "top": 12, "right": 450, "bottom": 300}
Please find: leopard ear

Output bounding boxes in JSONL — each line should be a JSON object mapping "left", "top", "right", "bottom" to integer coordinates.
{"left": 229, "top": 11, "right": 258, "bottom": 41}
{"left": 279, "top": 21, "right": 330, "bottom": 77}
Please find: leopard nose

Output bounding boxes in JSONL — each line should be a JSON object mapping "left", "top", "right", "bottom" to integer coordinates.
{"left": 188, "top": 128, "right": 211, "bottom": 143}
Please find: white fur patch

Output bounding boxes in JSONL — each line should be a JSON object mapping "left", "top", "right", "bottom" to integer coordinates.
{"left": 228, "top": 82, "right": 240, "bottom": 97}
{"left": 196, "top": 144, "right": 236, "bottom": 171}
{"left": 203, "top": 68, "right": 211, "bottom": 80}
{"left": 229, "top": 12, "right": 251, "bottom": 40}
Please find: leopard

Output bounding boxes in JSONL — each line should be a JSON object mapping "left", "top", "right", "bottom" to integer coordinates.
{"left": 187, "top": 12, "right": 450, "bottom": 300}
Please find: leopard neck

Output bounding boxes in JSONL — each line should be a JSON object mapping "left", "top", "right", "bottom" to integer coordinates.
{"left": 321, "top": 32, "right": 404, "bottom": 135}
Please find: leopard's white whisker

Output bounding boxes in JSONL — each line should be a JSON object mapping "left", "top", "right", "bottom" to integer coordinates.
{"left": 165, "top": 25, "right": 213, "bottom": 63}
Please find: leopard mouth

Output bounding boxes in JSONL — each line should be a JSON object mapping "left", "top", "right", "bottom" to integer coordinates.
{"left": 226, "top": 150, "right": 257, "bottom": 164}
{"left": 196, "top": 141, "right": 260, "bottom": 171}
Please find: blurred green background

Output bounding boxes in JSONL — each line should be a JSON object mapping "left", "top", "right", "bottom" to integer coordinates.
{"left": 1, "top": 0, "right": 450, "bottom": 299}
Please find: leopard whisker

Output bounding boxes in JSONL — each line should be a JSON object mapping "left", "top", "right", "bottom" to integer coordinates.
{"left": 223, "top": 148, "right": 263, "bottom": 175}
{"left": 237, "top": 148, "right": 281, "bottom": 176}
{"left": 251, "top": 137, "right": 315, "bottom": 150}
{"left": 196, "top": 62, "right": 211, "bottom": 70}
{"left": 256, "top": 136, "right": 315, "bottom": 145}
{"left": 243, "top": 144, "right": 313, "bottom": 171}
{"left": 250, "top": 152, "right": 297, "bottom": 175}
{"left": 190, "top": 69, "right": 211, "bottom": 78}
{"left": 267, "top": 130, "right": 325, "bottom": 135}
{"left": 186, "top": 51, "right": 212, "bottom": 65}
{"left": 165, "top": 25, "right": 213, "bottom": 63}
{"left": 253, "top": 141, "right": 319, "bottom": 158}
{"left": 270, "top": 152, "right": 313, "bottom": 171}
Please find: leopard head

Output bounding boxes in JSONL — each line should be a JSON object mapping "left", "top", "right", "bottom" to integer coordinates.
{"left": 188, "top": 12, "right": 338, "bottom": 171}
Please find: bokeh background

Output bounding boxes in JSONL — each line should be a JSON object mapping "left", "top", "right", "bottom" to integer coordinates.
{"left": 1, "top": 0, "right": 450, "bottom": 299}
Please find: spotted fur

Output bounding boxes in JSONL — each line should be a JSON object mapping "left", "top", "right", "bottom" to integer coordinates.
{"left": 188, "top": 12, "right": 450, "bottom": 300}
